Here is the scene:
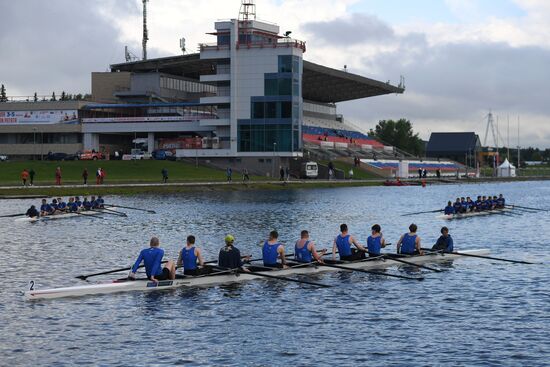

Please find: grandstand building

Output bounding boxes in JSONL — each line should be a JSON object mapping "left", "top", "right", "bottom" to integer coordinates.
{"left": 1, "top": 3, "right": 429, "bottom": 175}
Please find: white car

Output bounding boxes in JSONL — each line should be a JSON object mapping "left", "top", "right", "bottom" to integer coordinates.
{"left": 0, "top": 155, "right": 8, "bottom": 161}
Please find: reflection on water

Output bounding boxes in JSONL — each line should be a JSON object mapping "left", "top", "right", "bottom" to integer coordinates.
{"left": 0, "top": 181, "right": 549, "bottom": 366}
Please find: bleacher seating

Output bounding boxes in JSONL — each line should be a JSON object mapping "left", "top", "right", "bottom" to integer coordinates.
{"left": 302, "top": 125, "right": 383, "bottom": 147}
{"left": 361, "top": 159, "right": 462, "bottom": 177}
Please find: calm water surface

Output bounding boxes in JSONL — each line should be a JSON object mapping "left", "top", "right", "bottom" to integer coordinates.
{"left": 1, "top": 181, "right": 549, "bottom": 366}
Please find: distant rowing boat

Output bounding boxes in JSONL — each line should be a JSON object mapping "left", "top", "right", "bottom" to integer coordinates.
{"left": 15, "top": 209, "right": 120, "bottom": 223}
{"left": 24, "top": 249, "right": 489, "bottom": 300}
{"left": 436, "top": 207, "right": 512, "bottom": 220}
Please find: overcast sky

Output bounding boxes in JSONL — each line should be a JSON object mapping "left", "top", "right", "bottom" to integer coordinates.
{"left": 1, "top": 0, "right": 549, "bottom": 147}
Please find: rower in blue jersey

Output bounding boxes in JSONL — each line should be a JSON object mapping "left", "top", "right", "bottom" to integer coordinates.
{"left": 475, "top": 196, "right": 482, "bottom": 211}
{"left": 460, "top": 197, "right": 467, "bottom": 213}
{"left": 82, "top": 197, "right": 92, "bottom": 210}
{"left": 466, "top": 197, "right": 474, "bottom": 212}
{"left": 432, "top": 226, "right": 454, "bottom": 253}
{"left": 40, "top": 199, "right": 55, "bottom": 216}
{"left": 67, "top": 197, "right": 78, "bottom": 212}
{"left": 452, "top": 198, "right": 462, "bottom": 213}
{"left": 332, "top": 223, "right": 367, "bottom": 261}
{"left": 26, "top": 205, "right": 39, "bottom": 218}
{"left": 57, "top": 197, "right": 67, "bottom": 212}
{"left": 75, "top": 196, "right": 82, "bottom": 208}
{"left": 294, "top": 230, "right": 326, "bottom": 263}
{"left": 484, "top": 195, "right": 493, "bottom": 210}
{"left": 480, "top": 196, "right": 488, "bottom": 211}
{"left": 396, "top": 223, "right": 423, "bottom": 255}
{"left": 50, "top": 198, "right": 59, "bottom": 211}
{"left": 90, "top": 196, "right": 99, "bottom": 209}
{"left": 177, "top": 235, "right": 205, "bottom": 275}
{"left": 96, "top": 195, "right": 105, "bottom": 208}
{"left": 444, "top": 201, "right": 455, "bottom": 215}
{"left": 367, "top": 224, "right": 386, "bottom": 257}
{"left": 128, "top": 236, "right": 176, "bottom": 282}
{"left": 496, "top": 194, "right": 505, "bottom": 208}
{"left": 262, "top": 230, "right": 287, "bottom": 268}
{"left": 492, "top": 195, "right": 499, "bottom": 209}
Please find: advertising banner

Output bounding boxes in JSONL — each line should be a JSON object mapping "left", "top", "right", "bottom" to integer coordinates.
{"left": 81, "top": 115, "right": 213, "bottom": 123}
{"left": 0, "top": 110, "right": 78, "bottom": 124}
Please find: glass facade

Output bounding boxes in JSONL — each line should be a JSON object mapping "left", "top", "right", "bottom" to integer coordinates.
{"left": 238, "top": 55, "right": 302, "bottom": 153}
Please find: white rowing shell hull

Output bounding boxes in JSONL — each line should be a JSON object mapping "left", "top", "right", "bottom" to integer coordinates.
{"left": 24, "top": 249, "right": 490, "bottom": 300}
{"left": 436, "top": 208, "right": 512, "bottom": 220}
{"left": 15, "top": 209, "right": 118, "bottom": 222}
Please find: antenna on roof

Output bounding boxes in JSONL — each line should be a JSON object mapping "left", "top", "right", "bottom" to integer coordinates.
{"left": 239, "top": 0, "right": 256, "bottom": 21}
{"left": 180, "top": 37, "right": 186, "bottom": 54}
{"left": 142, "top": 0, "right": 149, "bottom": 60}
{"left": 398, "top": 75, "right": 406, "bottom": 89}
{"left": 125, "top": 46, "right": 139, "bottom": 62}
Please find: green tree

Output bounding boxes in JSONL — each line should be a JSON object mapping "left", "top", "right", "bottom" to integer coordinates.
{"left": 0, "top": 84, "right": 7, "bottom": 102}
{"left": 370, "top": 118, "right": 425, "bottom": 156}
{"left": 33, "top": 92, "right": 38, "bottom": 102}
{"left": 60, "top": 91, "right": 66, "bottom": 101}
{"left": 51, "top": 91, "right": 56, "bottom": 101}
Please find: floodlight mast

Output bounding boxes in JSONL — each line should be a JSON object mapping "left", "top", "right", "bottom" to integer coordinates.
{"left": 142, "top": 0, "right": 149, "bottom": 60}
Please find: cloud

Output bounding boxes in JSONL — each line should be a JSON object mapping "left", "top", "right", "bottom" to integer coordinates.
{"left": 0, "top": 1, "right": 140, "bottom": 96}
{"left": 302, "top": 14, "right": 395, "bottom": 46}
{"left": 300, "top": 9, "right": 550, "bottom": 147}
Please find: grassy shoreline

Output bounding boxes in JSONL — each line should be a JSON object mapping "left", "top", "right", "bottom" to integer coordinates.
{"left": 0, "top": 180, "right": 382, "bottom": 197}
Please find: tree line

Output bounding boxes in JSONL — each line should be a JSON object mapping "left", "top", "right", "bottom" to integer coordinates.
{"left": 0, "top": 84, "right": 90, "bottom": 102}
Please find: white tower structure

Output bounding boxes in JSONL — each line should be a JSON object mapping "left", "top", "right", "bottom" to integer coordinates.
{"left": 198, "top": 1, "right": 306, "bottom": 156}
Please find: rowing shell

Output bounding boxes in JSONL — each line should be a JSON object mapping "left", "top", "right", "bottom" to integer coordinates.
{"left": 24, "top": 248, "right": 489, "bottom": 300}
{"left": 436, "top": 208, "right": 512, "bottom": 220}
{"left": 15, "top": 209, "right": 119, "bottom": 223}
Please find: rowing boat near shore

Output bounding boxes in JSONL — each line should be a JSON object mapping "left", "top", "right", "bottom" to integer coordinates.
{"left": 24, "top": 248, "right": 489, "bottom": 300}
{"left": 436, "top": 208, "right": 512, "bottom": 220}
{"left": 15, "top": 209, "right": 120, "bottom": 222}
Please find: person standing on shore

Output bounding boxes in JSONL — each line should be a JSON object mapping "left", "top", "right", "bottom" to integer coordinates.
{"left": 29, "top": 168, "right": 35, "bottom": 186}
{"left": 100, "top": 168, "right": 105, "bottom": 184}
{"left": 226, "top": 167, "right": 232, "bottom": 182}
{"left": 162, "top": 168, "right": 168, "bottom": 183}
{"left": 82, "top": 168, "right": 88, "bottom": 185}
{"left": 242, "top": 168, "right": 250, "bottom": 182}
{"left": 55, "top": 167, "right": 62, "bottom": 185}
{"left": 21, "top": 169, "right": 29, "bottom": 186}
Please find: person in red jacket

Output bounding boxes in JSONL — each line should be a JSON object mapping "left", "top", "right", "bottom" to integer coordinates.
{"left": 55, "top": 167, "right": 62, "bottom": 185}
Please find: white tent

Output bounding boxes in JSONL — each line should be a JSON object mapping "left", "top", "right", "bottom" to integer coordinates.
{"left": 497, "top": 158, "right": 516, "bottom": 177}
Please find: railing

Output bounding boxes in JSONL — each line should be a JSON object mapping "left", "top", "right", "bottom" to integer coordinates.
{"left": 200, "top": 38, "right": 306, "bottom": 52}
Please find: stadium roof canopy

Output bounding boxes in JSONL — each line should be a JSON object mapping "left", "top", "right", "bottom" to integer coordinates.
{"left": 111, "top": 54, "right": 404, "bottom": 104}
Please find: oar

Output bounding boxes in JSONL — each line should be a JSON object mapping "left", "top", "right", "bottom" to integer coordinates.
{"left": 76, "top": 260, "right": 169, "bottom": 280}
{"left": 379, "top": 254, "right": 442, "bottom": 272}
{"left": 80, "top": 254, "right": 253, "bottom": 281}
{"left": 401, "top": 209, "right": 443, "bottom": 216}
{"left": 211, "top": 264, "right": 331, "bottom": 288}
{"left": 507, "top": 204, "right": 550, "bottom": 212}
{"left": 420, "top": 248, "right": 537, "bottom": 264}
{"left": 105, "top": 204, "right": 156, "bottom": 214}
{"left": 0, "top": 212, "right": 26, "bottom": 218}
{"left": 90, "top": 208, "right": 127, "bottom": 217}
{"left": 349, "top": 244, "right": 442, "bottom": 273}
{"left": 69, "top": 210, "right": 104, "bottom": 219}
{"left": 320, "top": 262, "right": 424, "bottom": 281}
